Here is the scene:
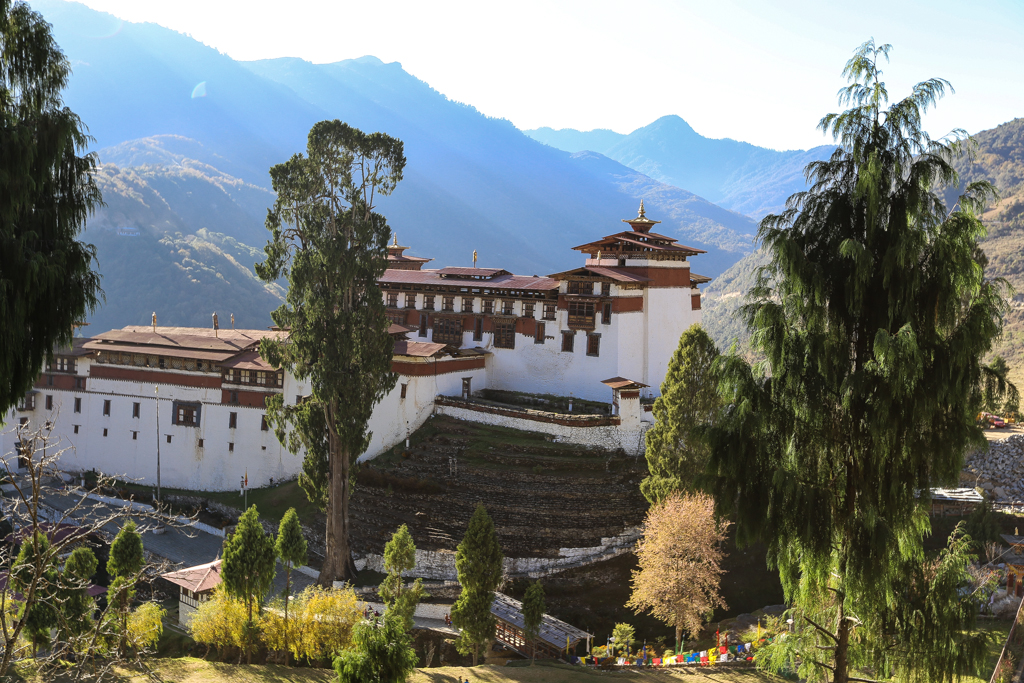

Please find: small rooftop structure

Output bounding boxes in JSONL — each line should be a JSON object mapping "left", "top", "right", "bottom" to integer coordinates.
{"left": 601, "top": 377, "right": 648, "bottom": 391}
{"left": 491, "top": 592, "right": 592, "bottom": 659}
{"left": 387, "top": 235, "right": 432, "bottom": 271}
{"left": 572, "top": 202, "right": 707, "bottom": 259}
{"left": 160, "top": 559, "right": 223, "bottom": 627}
{"left": 929, "top": 487, "right": 985, "bottom": 517}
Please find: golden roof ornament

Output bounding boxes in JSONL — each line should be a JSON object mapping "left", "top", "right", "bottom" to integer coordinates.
{"left": 473, "top": 250, "right": 478, "bottom": 268}
{"left": 231, "top": 313, "right": 235, "bottom": 329}
{"left": 152, "top": 312, "right": 157, "bottom": 332}
{"left": 638, "top": 200, "right": 646, "bottom": 219}
{"left": 622, "top": 199, "right": 660, "bottom": 233}
{"left": 392, "top": 234, "right": 399, "bottom": 247}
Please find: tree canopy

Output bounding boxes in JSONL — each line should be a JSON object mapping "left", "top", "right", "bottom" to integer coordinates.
{"left": 275, "top": 507, "right": 307, "bottom": 664}
{"left": 452, "top": 504, "right": 503, "bottom": 665}
{"left": 706, "top": 40, "right": 1000, "bottom": 683}
{"left": 521, "top": 581, "right": 545, "bottom": 664}
{"left": 379, "top": 524, "right": 424, "bottom": 633}
{"left": 0, "top": 0, "right": 102, "bottom": 415}
{"left": 257, "top": 119, "right": 404, "bottom": 583}
{"left": 222, "top": 505, "right": 277, "bottom": 664}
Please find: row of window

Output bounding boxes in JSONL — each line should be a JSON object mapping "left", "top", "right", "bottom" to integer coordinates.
{"left": 95, "top": 352, "right": 216, "bottom": 373}
{"left": 42, "top": 394, "right": 270, "bottom": 431}
{"left": 45, "top": 375, "right": 86, "bottom": 389}
{"left": 387, "top": 292, "right": 560, "bottom": 319}
{"left": 567, "top": 281, "right": 612, "bottom": 297}
{"left": 63, "top": 423, "right": 252, "bottom": 452}
{"left": 47, "top": 357, "right": 77, "bottom": 373}
{"left": 222, "top": 368, "right": 284, "bottom": 387}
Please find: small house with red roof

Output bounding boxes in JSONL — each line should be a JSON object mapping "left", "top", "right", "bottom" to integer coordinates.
{"left": 160, "top": 559, "right": 223, "bottom": 626}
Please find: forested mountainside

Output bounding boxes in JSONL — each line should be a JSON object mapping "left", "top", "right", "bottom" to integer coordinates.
{"left": 526, "top": 115, "right": 834, "bottom": 218}
{"left": 84, "top": 162, "right": 283, "bottom": 333}
{"left": 700, "top": 118, "right": 1024, "bottom": 386}
{"left": 29, "top": 0, "right": 762, "bottom": 332}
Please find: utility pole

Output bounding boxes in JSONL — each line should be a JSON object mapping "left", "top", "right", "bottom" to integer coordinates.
{"left": 154, "top": 385, "right": 161, "bottom": 505}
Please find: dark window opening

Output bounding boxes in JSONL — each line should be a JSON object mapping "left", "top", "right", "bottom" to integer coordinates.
{"left": 543, "top": 303, "right": 556, "bottom": 320}
{"left": 261, "top": 416, "right": 269, "bottom": 431}
{"left": 601, "top": 282, "right": 611, "bottom": 296}
{"left": 462, "top": 297, "right": 474, "bottom": 313}
{"left": 524, "top": 303, "right": 535, "bottom": 318}
{"left": 198, "top": 438, "right": 204, "bottom": 448}
{"left": 442, "top": 296, "right": 455, "bottom": 312}
{"left": 103, "top": 399, "right": 111, "bottom": 416}
{"left": 473, "top": 317, "right": 483, "bottom": 342}
{"left": 47, "top": 375, "right": 53, "bottom": 386}
{"left": 133, "top": 402, "right": 140, "bottom": 418}
{"left": 561, "top": 331, "right": 575, "bottom": 353}
{"left": 602, "top": 302, "right": 612, "bottom": 325}
{"left": 567, "top": 300, "right": 596, "bottom": 329}
{"left": 132, "top": 431, "right": 138, "bottom": 440}
{"left": 230, "top": 391, "right": 238, "bottom": 405}
{"left": 229, "top": 412, "right": 238, "bottom": 429}
{"left": 501, "top": 300, "right": 514, "bottom": 316}
{"left": 73, "top": 425, "right": 80, "bottom": 434}
{"left": 75, "top": 377, "right": 85, "bottom": 389}
{"left": 405, "top": 293, "right": 416, "bottom": 308}
{"left": 432, "top": 317, "right": 463, "bottom": 346}
{"left": 482, "top": 299, "right": 494, "bottom": 315}
{"left": 172, "top": 402, "right": 201, "bottom": 427}
{"left": 567, "top": 281, "right": 594, "bottom": 296}
{"left": 103, "top": 428, "right": 108, "bottom": 437}
{"left": 494, "top": 319, "right": 516, "bottom": 349}
{"left": 535, "top": 322, "right": 546, "bottom": 344}
{"left": 424, "top": 295, "right": 435, "bottom": 310}
{"left": 45, "top": 395, "right": 53, "bottom": 410}
{"left": 166, "top": 434, "right": 172, "bottom": 444}
{"left": 229, "top": 442, "right": 235, "bottom": 452}
{"left": 418, "top": 315, "right": 428, "bottom": 337}
{"left": 387, "top": 292, "right": 399, "bottom": 308}
{"left": 587, "top": 333, "right": 601, "bottom": 357}
{"left": 400, "top": 383, "right": 408, "bottom": 399}
{"left": 74, "top": 398, "right": 81, "bottom": 413}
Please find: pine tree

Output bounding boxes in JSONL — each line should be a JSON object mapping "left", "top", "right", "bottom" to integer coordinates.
{"left": 334, "top": 613, "right": 418, "bottom": 683}
{"left": 706, "top": 40, "right": 1000, "bottom": 683}
{"left": 0, "top": 0, "right": 102, "bottom": 415}
{"left": 611, "top": 623, "right": 635, "bottom": 657}
{"left": 275, "top": 507, "right": 307, "bottom": 665}
{"left": 107, "top": 520, "right": 144, "bottom": 655}
{"left": 521, "top": 581, "right": 545, "bottom": 664}
{"left": 452, "top": 504, "right": 503, "bottom": 665}
{"left": 10, "top": 531, "right": 57, "bottom": 656}
{"left": 222, "top": 505, "right": 277, "bottom": 664}
{"left": 257, "top": 120, "right": 404, "bottom": 583}
{"left": 641, "top": 324, "right": 720, "bottom": 503}
{"left": 379, "top": 524, "right": 424, "bottom": 633}
{"left": 57, "top": 546, "right": 98, "bottom": 649}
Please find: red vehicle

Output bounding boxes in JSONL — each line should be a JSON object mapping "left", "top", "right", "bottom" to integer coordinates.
{"left": 989, "top": 415, "right": 1007, "bottom": 428}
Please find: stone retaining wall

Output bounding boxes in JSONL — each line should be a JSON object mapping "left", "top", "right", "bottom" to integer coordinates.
{"left": 435, "top": 397, "right": 649, "bottom": 456}
{"left": 354, "top": 526, "right": 641, "bottom": 580}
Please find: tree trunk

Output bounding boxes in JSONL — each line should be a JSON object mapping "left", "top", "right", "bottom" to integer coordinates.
{"left": 284, "top": 566, "right": 291, "bottom": 666}
{"left": 834, "top": 600, "right": 850, "bottom": 683}
{"left": 319, "top": 402, "right": 356, "bottom": 585}
{"left": 675, "top": 624, "right": 683, "bottom": 655}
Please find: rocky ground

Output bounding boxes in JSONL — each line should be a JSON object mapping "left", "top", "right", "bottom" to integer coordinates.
{"left": 963, "top": 432, "right": 1024, "bottom": 503}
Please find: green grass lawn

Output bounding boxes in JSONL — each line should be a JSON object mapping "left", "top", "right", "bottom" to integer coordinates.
{"left": 959, "top": 618, "right": 1015, "bottom": 683}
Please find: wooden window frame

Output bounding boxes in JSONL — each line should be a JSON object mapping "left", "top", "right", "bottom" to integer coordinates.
{"left": 473, "top": 317, "right": 483, "bottom": 342}
{"left": 45, "top": 395, "right": 53, "bottom": 410}
{"left": 523, "top": 302, "right": 535, "bottom": 318}
{"left": 501, "top": 300, "right": 514, "bottom": 316}
{"left": 462, "top": 297, "right": 474, "bottom": 313}
{"left": 404, "top": 293, "right": 416, "bottom": 308}
{"left": 567, "top": 300, "right": 596, "bottom": 330}
{"left": 103, "top": 399, "right": 111, "bottom": 416}
{"left": 133, "top": 402, "right": 140, "bottom": 418}
{"left": 482, "top": 299, "right": 494, "bottom": 315}
{"left": 423, "top": 295, "right": 435, "bottom": 311}
{"left": 602, "top": 282, "right": 611, "bottom": 296}
{"left": 261, "top": 416, "right": 269, "bottom": 431}
{"left": 387, "top": 292, "right": 399, "bottom": 308}
{"left": 400, "top": 383, "right": 408, "bottom": 399}
{"left": 587, "top": 333, "right": 601, "bottom": 357}
{"left": 432, "top": 316, "right": 464, "bottom": 346}
{"left": 493, "top": 319, "right": 516, "bottom": 349}
{"left": 418, "top": 315, "right": 428, "bottom": 337}
{"left": 442, "top": 296, "right": 455, "bottom": 312}
{"left": 535, "top": 321, "right": 545, "bottom": 344}
{"left": 567, "top": 281, "right": 594, "bottom": 296}
{"left": 602, "top": 302, "right": 612, "bottom": 325}
{"left": 74, "top": 397, "right": 81, "bottom": 413}
{"left": 229, "top": 412, "right": 238, "bottom": 429}
{"left": 173, "top": 401, "right": 201, "bottom": 427}
{"left": 561, "top": 331, "right": 575, "bottom": 353}
{"left": 543, "top": 303, "right": 556, "bottom": 320}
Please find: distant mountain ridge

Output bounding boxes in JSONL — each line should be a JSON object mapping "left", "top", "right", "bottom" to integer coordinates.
{"left": 27, "top": 0, "right": 762, "bottom": 332}
{"left": 525, "top": 115, "right": 834, "bottom": 218}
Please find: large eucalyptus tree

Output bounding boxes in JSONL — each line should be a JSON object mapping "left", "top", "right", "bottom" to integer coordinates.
{"left": 706, "top": 41, "right": 1003, "bottom": 683}
{"left": 257, "top": 120, "right": 403, "bottom": 583}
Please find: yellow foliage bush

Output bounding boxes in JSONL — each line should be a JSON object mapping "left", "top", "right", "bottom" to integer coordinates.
{"left": 188, "top": 587, "right": 247, "bottom": 654}
{"left": 127, "top": 602, "right": 166, "bottom": 649}
{"left": 265, "top": 586, "right": 361, "bottom": 663}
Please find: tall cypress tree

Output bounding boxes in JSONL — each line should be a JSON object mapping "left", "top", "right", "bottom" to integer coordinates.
{"left": 521, "top": 581, "right": 545, "bottom": 664}
{"left": 107, "top": 520, "right": 144, "bottom": 656}
{"left": 452, "top": 504, "right": 503, "bottom": 665}
{"left": 379, "top": 524, "right": 424, "bottom": 633}
{"left": 706, "top": 40, "right": 1001, "bottom": 683}
{"left": 257, "top": 120, "right": 404, "bottom": 583}
{"left": 1, "top": 0, "right": 102, "bottom": 415}
{"left": 275, "top": 507, "right": 307, "bottom": 665}
{"left": 222, "top": 505, "right": 277, "bottom": 664}
{"left": 641, "top": 324, "right": 720, "bottom": 503}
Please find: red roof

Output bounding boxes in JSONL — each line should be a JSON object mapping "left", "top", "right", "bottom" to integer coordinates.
{"left": 436, "top": 267, "right": 509, "bottom": 279}
{"left": 381, "top": 269, "right": 558, "bottom": 293}
{"left": 690, "top": 272, "right": 712, "bottom": 285}
{"left": 393, "top": 340, "right": 448, "bottom": 357}
{"left": 160, "top": 559, "right": 223, "bottom": 594}
{"left": 219, "top": 349, "right": 276, "bottom": 371}
{"left": 547, "top": 266, "right": 652, "bottom": 283}
{"left": 601, "top": 377, "right": 649, "bottom": 390}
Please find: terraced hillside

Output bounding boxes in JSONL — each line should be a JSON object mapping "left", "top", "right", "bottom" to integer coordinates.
{"left": 349, "top": 415, "right": 649, "bottom": 560}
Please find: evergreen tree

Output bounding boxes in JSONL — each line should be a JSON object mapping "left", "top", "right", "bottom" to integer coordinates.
{"left": 275, "top": 507, "right": 307, "bottom": 665}
{"left": 107, "top": 520, "right": 144, "bottom": 655}
{"left": 379, "top": 524, "right": 424, "bottom": 633}
{"left": 983, "top": 355, "right": 1019, "bottom": 416}
{"left": 641, "top": 324, "right": 721, "bottom": 503}
{"left": 451, "top": 504, "right": 503, "bottom": 665}
{"left": 611, "top": 623, "right": 635, "bottom": 657}
{"left": 57, "top": 546, "right": 98, "bottom": 649}
{"left": 10, "top": 531, "right": 57, "bottom": 655}
{"left": 257, "top": 120, "right": 404, "bottom": 583}
{"left": 521, "top": 581, "right": 545, "bottom": 664}
{"left": 1, "top": 0, "right": 102, "bottom": 415}
{"left": 334, "top": 613, "right": 417, "bottom": 683}
{"left": 706, "top": 40, "right": 999, "bottom": 683}
{"left": 222, "top": 505, "right": 277, "bottom": 664}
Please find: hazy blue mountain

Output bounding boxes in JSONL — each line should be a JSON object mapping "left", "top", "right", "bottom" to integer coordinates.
{"left": 526, "top": 127, "right": 625, "bottom": 155}
{"left": 526, "top": 116, "right": 835, "bottom": 218}
{"left": 30, "top": 0, "right": 760, "bottom": 331}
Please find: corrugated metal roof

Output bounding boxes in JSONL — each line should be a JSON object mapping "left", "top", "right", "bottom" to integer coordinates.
{"left": 160, "top": 559, "right": 223, "bottom": 594}
{"left": 601, "top": 376, "right": 649, "bottom": 390}
{"left": 930, "top": 487, "right": 984, "bottom": 503}
{"left": 219, "top": 350, "right": 276, "bottom": 370}
{"left": 381, "top": 269, "right": 558, "bottom": 292}
{"left": 82, "top": 341, "right": 237, "bottom": 362}
{"left": 393, "top": 340, "right": 448, "bottom": 357}
{"left": 491, "top": 592, "right": 592, "bottom": 648}
{"left": 437, "top": 267, "right": 508, "bottom": 278}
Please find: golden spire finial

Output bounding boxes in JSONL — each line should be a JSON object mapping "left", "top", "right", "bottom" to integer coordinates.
{"left": 392, "top": 234, "right": 399, "bottom": 247}
{"left": 638, "top": 199, "right": 646, "bottom": 218}
{"left": 231, "top": 313, "right": 235, "bottom": 329}
{"left": 597, "top": 250, "right": 602, "bottom": 262}
{"left": 152, "top": 312, "right": 157, "bottom": 332}
{"left": 473, "top": 250, "right": 478, "bottom": 268}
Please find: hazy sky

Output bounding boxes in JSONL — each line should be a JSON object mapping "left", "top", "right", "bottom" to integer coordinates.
{"left": 60, "top": 0, "right": 1024, "bottom": 151}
